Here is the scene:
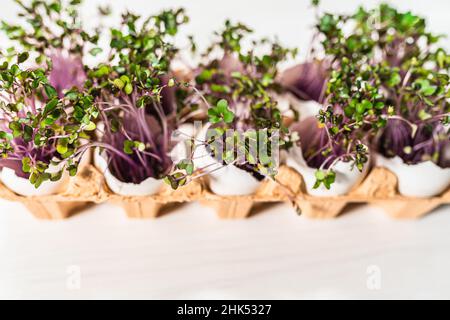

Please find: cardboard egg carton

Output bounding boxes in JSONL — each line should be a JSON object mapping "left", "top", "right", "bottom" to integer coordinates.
{"left": 0, "top": 165, "right": 104, "bottom": 219}
{"left": 105, "top": 177, "right": 202, "bottom": 218}
{"left": 198, "top": 165, "right": 449, "bottom": 219}
{"left": 289, "top": 166, "right": 450, "bottom": 219}
{"left": 0, "top": 164, "right": 448, "bottom": 219}
{"left": 199, "top": 166, "right": 299, "bottom": 218}
{"left": 0, "top": 164, "right": 202, "bottom": 219}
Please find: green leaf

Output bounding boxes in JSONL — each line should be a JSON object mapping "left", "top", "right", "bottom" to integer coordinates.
{"left": 137, "top": 96, "right": 149, "bottom": 108}
{"left": 217, "top": 99, "right": 228, "bottom": 110}
{"left": 314, "top": 169, "right": 336, "bottom": 189}
{"left": 124, "top": 83, "right": 133, "bottom": 95}
{"left": 195, "top": 69, "right": 213, "bottom": 84}
{"left": 176, "top": 159, "right": 194, "bottom": 175}
{"left": 315, "top": 170, "right": 326, "bottom": 181}
{"left": 23, "top": 125, "right": 33, "bottom": 142}
{"left": 44, "top": 98, "right": 59, "bottom": 114}
{"left": 211, "top": 84, "right": 231, "bottom": 93}
{"left": 374, "top": 101, "right": 385, "bottom": 110}
{"left": 0, "top": 131, "right": 13, "bottom": 140}
{"left": 65, "top": 90, "right": 79, "bottom": 100}
{"left": 84, "top": 121, "right": 96, "bottom": 131}
{"left": 418, "top": 109, "right": 432, "bottom": 120}
{"left": 415, "top": 79, "right": 437, "bottom": 96}
{"left": 403, "top": 146, "right": 412, "bottom": 155}
{"left": 34, "top": 133, "right": 43, "bottom": 146}
{"left": 34, "top": 172, "right": 51, "bottom": 189}
{"left": 92, "top": 65, "right": 110, "bottom": 77}
{"left": 44, "top": 85, "right": 58, "bottom": 99}
{"left": 324, "top": 171, "right": 336, "bottom": 189}
{"left": 313, "top": 180, "right": 321, "bottom": 189}
{"left": 124, "top": 140, "right": 135, "bottom": 155}
{"left": 135, "top": 141, "right": 145, "bottom": 152}
{"left": 120, "top": 75, "right": 130, "bottom": 84}
{"left": 344, "top": 106, "right": 354, "bottom": 117}
{"left": 22, "top": 157, "right": 31, "bottom": 173}
{"left": 0, "top": 61, "right": 8, "bottom": 70}
{"left": 207, "top": 109, "right": 221, "bottom": 124}
{"left": 208, "top": 99, "right": 235, "bottom": 124}
{"left": 164, "top": 172, "right": 187, "bottom": 190}
{"left": 9, "top": 121, "right": 22, "bottom": 138}
{"left": 17, "top": 52, "right": 29, "bottom": 64}
{"left": 357, "top": 100, "right": 372, "bottom": 114}
{"left": 56, "top": 138, "right": 69, "bottom": 155}
{"left": 437, "top": 50, "right": 446, "bottom": 69}
{"left": 89, "top": 47, "right": 103, "bottom": 56}
{"left": 68, "top": 165, "right": 78, "bottom": 177}
{"left": 223, "top": 110, "right": 235, "bottom": 124}
{"left": 50, "top": 170, "right": 63, "bottom": 182}
{"left": 387, "top": 73, "right": 401, "bottom": 87}
{"left": 113, "top": 78, "right": 125, "bottom": 90}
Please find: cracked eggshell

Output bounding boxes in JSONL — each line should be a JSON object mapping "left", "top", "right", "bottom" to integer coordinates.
{"left": 192, "top": 125, "right": 262, "bottom": 196}
{"left": 94, "top": 148, "right": 163, "bottom": 197}
{"left": 0, "top": 161, "right": 69, "bottom": 197}
{"left": 377, "top": 155, "right": 450, "bottom": 197}
{"left": 0, "top": 149, "right": 92, "bottom": 197}
{"left": 170, "top": 123, "right": 196, "bottom": 164}
{"left": 286, "top": 144, "right": 368, "bottom": 197}
{"left": 275, "top": 92, "right": 322, "bottom": 121}
{"left": 0, "top": 135, "right": 90, "bottom": 197}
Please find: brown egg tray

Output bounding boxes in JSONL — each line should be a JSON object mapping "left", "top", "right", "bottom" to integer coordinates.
{"left": 0, "top": 164, "right": 448, "bottom": 220}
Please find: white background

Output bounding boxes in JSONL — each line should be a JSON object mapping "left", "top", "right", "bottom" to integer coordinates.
{"left": 1, "top": 0, "right": 450, "bottom": 300}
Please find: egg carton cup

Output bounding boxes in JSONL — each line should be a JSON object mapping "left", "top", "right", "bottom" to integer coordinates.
{"left": 291, "top": 166, "right": 450, "bottom": 219}
{"left": 105, "top": 178, "right": 202, "bottom": 218}
{"left": 0, "top": 165, "right": 104, "bottom": 219}
{"left": 0, "top": 164, "right": 448, "bottom": 220}
{"left": 199, "top": 165, "right": 449, "bottom": 219}
{"left": 199, "top": 166, "right": 299, "bottom": 218}
{"left": 0, "top": 164, "right": 202, "bottom": 219}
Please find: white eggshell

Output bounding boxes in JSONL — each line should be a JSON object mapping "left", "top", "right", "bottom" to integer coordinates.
{"left": 170, "top": 123, "right": 196, "bottom": 163}
{"left": 208, "top": 162, "right": 262, "bottom": 196}
{"left": 94, "top": 148, "right": 163, "bottom": 197}
{"left": 377, "top": 155, "right": 450, "bottom": 197}
{"left": 192, "top": 125, "right": 262, "bottom": 196}
{"left": 0, "top": 167, "right": 68, "bottom": 196}
{"left": 171, "top": 59, "right": 193, "bottom": 76}
{"left": 286, "top": 145, "right": 368, "bottom": 196}
{"left": 0, "top": 149, "right": 93, "bottom": 197}
{"left": 275, "top": 92, "right": 322, "bottom": 121}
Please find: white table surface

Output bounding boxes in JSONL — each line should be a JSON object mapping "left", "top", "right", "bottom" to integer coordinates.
{"left": 1, "top": 0, "right": 450, "bottom": 300}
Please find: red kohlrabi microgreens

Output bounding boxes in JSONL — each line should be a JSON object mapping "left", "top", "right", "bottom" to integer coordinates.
{"left": 85, "top": 8, "right": 191, "bottom": 185}
{"left": 165, "top": 20, "right": 298, "bottom": 189}
{"left": 1, "top": 0, "right": 101, "bottom": 97}
{"left": 349, "top": 5, "right": 450, "bottom": 167}
{"left": 0, "top": 54, "right": 98, "bottom": 187}
{"left": 295, "top": 1, "right": 449, "bottom": 189}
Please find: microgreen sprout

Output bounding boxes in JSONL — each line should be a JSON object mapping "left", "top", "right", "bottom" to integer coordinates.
{"left": 86, "top": 8, "right": 191, "bottom": 184}
{"left": 1, "top": 0, "right": 100, "bottom": 97}
{"left": 299, "top": 3, "right": 449, "bottom": 189}
{"left": 0, "top": 55, "right": 98, "bottom": 187}
{"left": 166, "top": 20, "right": 297, "bottom": 189}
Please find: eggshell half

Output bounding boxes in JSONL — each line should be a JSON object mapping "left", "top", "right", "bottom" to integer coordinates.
{"left": 193, "top": 125, "right": 262, "bottom": 196}
{"left": 377, "top": 155, "right": 450, "bottom": 197}
{"left": 286, "top": 144, "right": 368, "bottom": 196}
{"left": 94, "top": 148, "right": 163, "bottom": 197}
{"left": 0, "top": 167, "right": 69, "bottom": 196}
